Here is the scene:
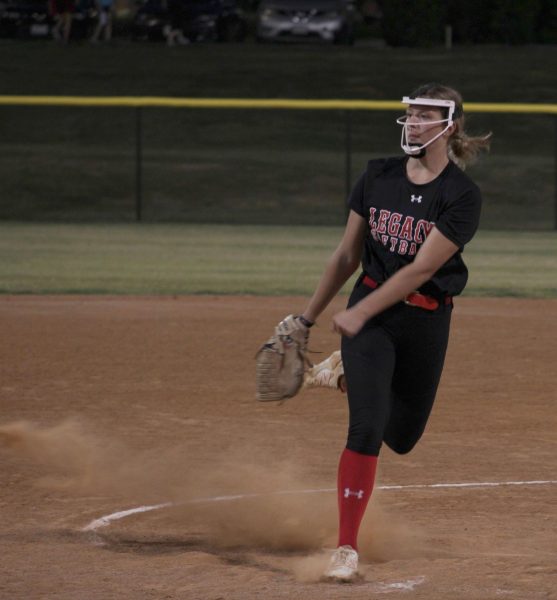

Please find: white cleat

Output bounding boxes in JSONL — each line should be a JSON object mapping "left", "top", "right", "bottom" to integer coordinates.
{"left": 324, "top": 545, "right": 360, "bottom": 582}
{"left": 304, "top": 351, "right": 345, "bottom": 391}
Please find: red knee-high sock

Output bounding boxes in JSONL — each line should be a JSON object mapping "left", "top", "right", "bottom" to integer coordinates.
{"left": 337, "top": 448, "right": 378, "bottom": 550}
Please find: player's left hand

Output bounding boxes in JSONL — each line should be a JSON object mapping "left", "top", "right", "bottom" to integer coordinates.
{"left": 332, "top": 308, "right": 367, "bottom": 338}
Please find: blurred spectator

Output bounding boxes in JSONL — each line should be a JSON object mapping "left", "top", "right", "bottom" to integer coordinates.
{"left": 163, "top": 0, "right": 189, "bottom": 45}
{"left": 360, "top": 0, "right": 382, "bottom": 25}
{"left": 49, "top": 0, "right": 75, "bottom": 43}
{"left": 91, "top": 0, "right": 114, "bottom": 42}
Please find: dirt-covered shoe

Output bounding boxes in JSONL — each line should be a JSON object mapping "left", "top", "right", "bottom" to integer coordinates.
{"left": 304, "top": 351, "right": 345, "bottom": 391}
{"left": 324, "top": 545, "right": 359, "bottom": 582}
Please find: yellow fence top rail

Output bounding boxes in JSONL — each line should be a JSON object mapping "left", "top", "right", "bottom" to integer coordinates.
{"left": 0, "top": 95, "right": 556, "bottom": 114}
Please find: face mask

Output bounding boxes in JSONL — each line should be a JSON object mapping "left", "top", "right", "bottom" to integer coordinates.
{"left": 396, "top": 96, "right": 457, "bottom": 157}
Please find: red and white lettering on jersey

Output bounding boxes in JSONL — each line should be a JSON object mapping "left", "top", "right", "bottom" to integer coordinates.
{"left": 369, "top": 207, "right": 434, "bottom": 256}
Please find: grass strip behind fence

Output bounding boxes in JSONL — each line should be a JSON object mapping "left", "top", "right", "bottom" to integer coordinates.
{"left": 2, "top": 223, "right": 556, "bottom": 297}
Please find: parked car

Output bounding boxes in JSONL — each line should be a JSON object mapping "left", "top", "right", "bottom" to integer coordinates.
{"left": 0, "top": 0, "right": 50, "bottom": 38}
{"left": 132, "top": 0, "right": 247, "bottom": 42}
{"left": 0, "top": 0, "right": 96, "bottom": 39}
{"left": 256, "top": 0, "right": 355, "bottom": 44}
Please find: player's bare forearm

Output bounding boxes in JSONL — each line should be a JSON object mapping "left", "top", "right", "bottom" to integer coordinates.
{"left": 301, "top": 211, "right": 366, "bottom": 323}
{"left": 333, "top": 227, "right": 459, "bottom": 337}
{"left": 302, "top": 252, "right": 360, "bottom": 322}
{"left": 333, "top": 264, "right": 431, "bottom": 336}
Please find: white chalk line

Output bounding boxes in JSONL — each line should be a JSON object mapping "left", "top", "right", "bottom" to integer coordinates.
{"left": 82, "top": 479, "right": 557, "bottom": 533}
{"left": 373, "top": 575, "right": 426, "bottom": 593}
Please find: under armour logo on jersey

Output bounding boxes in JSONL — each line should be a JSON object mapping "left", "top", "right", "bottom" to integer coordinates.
{"left": 344, "top": 488, "right": 364, "bottom": 499}
{"left": 410, "top": 194, "right": 423, "bottom": 203}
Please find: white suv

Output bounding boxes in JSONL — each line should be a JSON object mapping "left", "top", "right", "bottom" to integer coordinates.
{"left": 256, "top": 0, "right": 355, "bottom": 45}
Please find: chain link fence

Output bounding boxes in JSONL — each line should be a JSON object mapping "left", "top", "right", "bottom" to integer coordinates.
{"left": 0, "top": 97, "right": 555, "bottom": 229}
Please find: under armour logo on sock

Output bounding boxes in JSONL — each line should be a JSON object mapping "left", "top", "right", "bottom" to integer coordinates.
{"left": 410, "top": 194, "right": 422, "bottom": 203}
{"left": 344, "top": 487, "right": 364, "bottom": 499}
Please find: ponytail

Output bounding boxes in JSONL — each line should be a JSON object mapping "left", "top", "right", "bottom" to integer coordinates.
{"left": 448, "top": 122, "right": 492, "bottom": 169}
{"left": 409, "top": 82, "right": 492, "bottom": 169}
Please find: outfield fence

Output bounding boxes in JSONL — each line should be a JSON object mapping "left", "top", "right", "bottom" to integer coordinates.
{"left": 1, "top": 96, "right": 556, "bottom": 229}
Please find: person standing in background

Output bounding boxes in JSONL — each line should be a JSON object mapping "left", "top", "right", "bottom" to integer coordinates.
{"left": 50, "top": 0, "right": 75, "bottom": 43}
{"left": 91, "top": 0, "right": 114, "bottom": 43}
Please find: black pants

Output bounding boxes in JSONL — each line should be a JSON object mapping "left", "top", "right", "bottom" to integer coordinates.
{"left": 341, "top": 280, "right": 452, "bottom": 456}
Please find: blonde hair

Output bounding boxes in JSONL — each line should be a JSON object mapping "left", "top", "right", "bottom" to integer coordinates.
{"left": 409, "top": 83, "right": 492, "bottom": 169}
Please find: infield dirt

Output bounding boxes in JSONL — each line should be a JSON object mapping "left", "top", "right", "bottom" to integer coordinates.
{"left": 0, "top": 296, "right": 555, "bottom": 599}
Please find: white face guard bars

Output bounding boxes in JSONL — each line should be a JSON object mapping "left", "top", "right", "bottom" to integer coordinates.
{"left": 396, "top": 96, "right": 456, "bottom": 156}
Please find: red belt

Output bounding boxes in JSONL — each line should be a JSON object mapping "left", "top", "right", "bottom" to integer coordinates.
{"left": 362, "top": 275, "right": 451, "bottom": 311}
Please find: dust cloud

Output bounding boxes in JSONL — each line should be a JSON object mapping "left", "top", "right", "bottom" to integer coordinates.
{"left": 0, "top": 419, "right": 427, "bottom": 578}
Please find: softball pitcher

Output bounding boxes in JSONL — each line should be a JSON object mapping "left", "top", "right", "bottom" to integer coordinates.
{"left": 300, "top": 83, "right": 491, "bottom": 581}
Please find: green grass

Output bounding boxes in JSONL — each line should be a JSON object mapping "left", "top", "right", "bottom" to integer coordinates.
{"left": 1, "top": 223, "right": 555, "bottom": 297}
{"left": 464, "top": 231, "right": 557, "bottom": 297}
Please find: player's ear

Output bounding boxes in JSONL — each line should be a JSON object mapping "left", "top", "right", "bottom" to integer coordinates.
{"left": 445, "top": 122, "right": 457, "bottom": 137}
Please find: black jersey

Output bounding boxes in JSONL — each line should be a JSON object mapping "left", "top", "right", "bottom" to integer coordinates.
{"left": 348, "top": 156, "right": 482, "bottom": 298}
